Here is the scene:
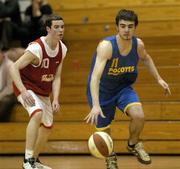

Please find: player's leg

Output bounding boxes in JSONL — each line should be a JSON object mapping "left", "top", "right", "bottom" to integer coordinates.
{"left": 26, "top": 111, "right": 43, "bottom": 154}
{"left": 96, "top": 104, "right": 119, "bottom": 169}
{"left": 33, "top": 125, "right": 51, "bottom": 157}
{"left": 87, "top": 85, "right": 119, "bottom": 169}
{"left": 117, "top": 86, "right": 151, "bottom": 164}
{"left": 127, "top": 104, "right": 151, "bottom": 164}
{"left": 18, "top": 90, "right": 42, "bottom": 169}
{"left": 24, "top": 111, "right": 42, "bottom": 169}
{"left": 33, "top": 126, "right": 52, "bottom": 169}
{"left": 33, "top": 96, "right": 53, "bottom": 169}
{"left": 126, "top": 104, "right": 144, "bottom": 146}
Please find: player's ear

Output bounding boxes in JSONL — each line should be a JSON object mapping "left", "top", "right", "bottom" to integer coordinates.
{"left": 46, "top": 26, "right": 51, "bottom": 33}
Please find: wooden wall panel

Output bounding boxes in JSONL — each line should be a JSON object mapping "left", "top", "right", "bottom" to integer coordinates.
{"left": 58, "top": 6, "right": 180, "bottom": 24}
{"left": 10, "top": 102, "right": 180, "bottom": 122}
{"left": 1, "top": 122, "right": 180, "bottom": 140}
{"left": 49, "top": 0, "right": 180, "bottom": 10}
{"left": 63, "top": 21, "right": 180, "bottom": 40}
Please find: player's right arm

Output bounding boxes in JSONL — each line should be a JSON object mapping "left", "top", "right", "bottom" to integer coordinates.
{"left": 85, "top": 40, "right": 112, "bottom": 125}
{"left": 9, "top": 51, "right": 39, "bottom": 106}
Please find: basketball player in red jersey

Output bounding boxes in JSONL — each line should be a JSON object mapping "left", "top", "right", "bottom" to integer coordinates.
{"left": 9, "top": 15, "right": 67, "bottom": 169}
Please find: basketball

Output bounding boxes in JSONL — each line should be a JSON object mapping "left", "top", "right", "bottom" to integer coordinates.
{"left": 88, "top": 131, "right": 113, "bottom": 159}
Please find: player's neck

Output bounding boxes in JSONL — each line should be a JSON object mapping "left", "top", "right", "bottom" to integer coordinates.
{"left": 116, "top": 35, "right": 132, "bottom": 45}
{"left": 116, "top": 34, "right": 133, "bottom": 56}
{"left": 45, "top": 36, "right": 58, "bottom": 50}
{"left": 116, "top": 34, "right": 132, "bottom": 47}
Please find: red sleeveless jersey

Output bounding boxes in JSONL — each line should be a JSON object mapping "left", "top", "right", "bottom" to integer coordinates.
{"left": 13, "top": 38, "right": 62, "bottom": 96}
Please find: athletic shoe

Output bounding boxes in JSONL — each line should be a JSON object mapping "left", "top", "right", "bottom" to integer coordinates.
{"left": 127, "top": 142, "right": 151, "bottom": 164}
{"left": 35, "top": 158, "right": 52, "bottom": 169}
{"left": 23, "top": 158, "right": 38, "bottom": 169}
{"left": 105, "top": 152, "right": 119, "bottom": 169}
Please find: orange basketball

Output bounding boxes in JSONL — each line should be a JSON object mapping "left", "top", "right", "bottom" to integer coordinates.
{"left": 88, "top": 132, "right": 113, "bottom": 159}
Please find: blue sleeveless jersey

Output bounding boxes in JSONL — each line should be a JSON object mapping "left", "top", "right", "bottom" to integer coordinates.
{"left": 87, "top": 35, "right": 139, "bottom": 106}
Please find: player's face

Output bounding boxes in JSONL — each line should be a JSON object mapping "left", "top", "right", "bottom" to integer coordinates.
{"left": 49, "top": 20, "right": 65, "bottom": 40}
{"left": 117, "top": 20, "right": 136, "bottom": 40}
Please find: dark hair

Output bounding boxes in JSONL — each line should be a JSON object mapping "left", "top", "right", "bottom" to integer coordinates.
{"left": 115, "top": 9, "right": 138, "bottom": 27}
{"left": 45, "top": 14, "right": 64, "bottom": 28}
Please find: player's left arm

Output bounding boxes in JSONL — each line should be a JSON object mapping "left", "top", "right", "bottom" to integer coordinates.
{"left": 52, "top": 60, "right": 64, "bottom": 112}
{"left": 137, "top": 38, "right": 171, "bottom": 95}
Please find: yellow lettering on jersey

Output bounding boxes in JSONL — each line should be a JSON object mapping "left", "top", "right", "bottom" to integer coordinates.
{"left": 111, "top": 58, "right": 119, "bottom": 68}
{"left": 108, "top": 66, "right": 135, "bottom": 76}
{"left": 41, "top": 74, "right": 54, "bottom": 82}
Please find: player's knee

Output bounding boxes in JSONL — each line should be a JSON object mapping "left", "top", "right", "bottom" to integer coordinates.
{"left": 31, "top": 111, "right": 43, "bottom": 122}
{"left": 128, "top": 105, "right": 145, "bottom": 121}
{"left": 132, "top": 112, "right": 144, "bottom": 121}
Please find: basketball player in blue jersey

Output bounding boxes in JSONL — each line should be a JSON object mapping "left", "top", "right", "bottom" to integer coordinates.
{"left": 85, "top": 9, "right": 171, "bottom": 169}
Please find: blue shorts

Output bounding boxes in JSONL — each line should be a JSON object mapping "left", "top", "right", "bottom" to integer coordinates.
{"left": 87, "top": 86, "right": 141, "bottom": 129}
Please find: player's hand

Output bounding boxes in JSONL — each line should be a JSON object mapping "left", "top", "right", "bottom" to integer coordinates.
{"left": 84, "top": 105, "right": 106, "bottom": 125}
{"left": 158, "top": 78, "right": 171, "bottom": 96}
{"left": 21, "top": 90, "right": 35, "bottom": 107}
{"left": 52, "top": 99, "right": 60, "bottom": 113}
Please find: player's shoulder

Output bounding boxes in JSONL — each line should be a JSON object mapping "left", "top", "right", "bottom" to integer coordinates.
{"left": 26, "top": 40, "right": 42, "bottom": 60}
{"left": 98, "top": 35, "right": 116, "bottom": 48}
{"left": 98, "top": 40, "right": 112, "bottom": 50}
{"left": 60, "top": 40, "right": 67, "bottom": 50}
{"left": 97, "top": 40, "right": 112, "bottom": 57}
{"left": 136, "top": 38, "right": 145, "bottom": 49}
{"left": 26, "top": 43, "right": 41, "bottom": 55}
{"left": 137, "top": 38, "right": 145, "bottom": 46}
{"left": 96, "top": 40, "right": 112, "bottom": 59}
{"left": 28, "top": 41, "right": 41, "bottom": 49}
{"left": 59, "top": 40, "right": 67, "bottom": 60}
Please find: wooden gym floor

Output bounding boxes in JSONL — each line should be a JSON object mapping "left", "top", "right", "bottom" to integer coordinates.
{"left": 0, "top": 155, "right": 179, "bottom": 169}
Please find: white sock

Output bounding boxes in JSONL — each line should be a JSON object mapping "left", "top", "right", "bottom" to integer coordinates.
{"left": 25, "top": 149, "right": 34, "bottom": 159}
